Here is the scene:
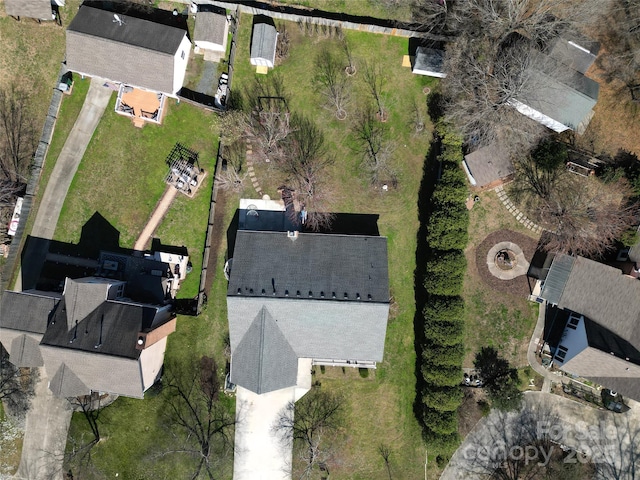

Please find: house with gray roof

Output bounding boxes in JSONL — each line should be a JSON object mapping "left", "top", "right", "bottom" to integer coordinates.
{"left": 249, "top": 18, "right": 278, "bottom": 69}
{"left": 539, "top": 254, "right": 640, "bottom": 401}
{"left": 4, "top": 0, "right": 53, "bottom": 21}
{"left": 66, "top": 5, "right": 191, "bottom": 96}
{"left": 0, "top": 275, "right": 176, "bottom": 399}
{"left": 227, "top": 203, "right": 390, "bottom": 395}
{"left": 509, "top": 51, "right": 599, "bottom": 133}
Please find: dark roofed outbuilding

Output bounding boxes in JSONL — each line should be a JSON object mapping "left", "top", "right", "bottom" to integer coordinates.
{"left": 250, "top": 17, "right": 278, "bottom": 69}
{"left": 462, "top": 143, "right": 514, "bottom": 188}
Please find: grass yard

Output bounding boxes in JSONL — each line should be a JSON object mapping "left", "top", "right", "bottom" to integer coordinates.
{"left": 274, "top": 0, "right": 413, "bottom": 22}
{"left": 225, "top": 13, "right": 436, "bottom": 478}
{"left": 463, "top": 190, "right": 540, "bottom": 368}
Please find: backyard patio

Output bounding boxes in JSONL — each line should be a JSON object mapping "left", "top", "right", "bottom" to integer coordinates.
{"left": 116, "top": 85, "right": 165, "bottom": 127}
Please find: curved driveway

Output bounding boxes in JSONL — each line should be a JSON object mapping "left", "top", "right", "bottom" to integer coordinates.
{"left": 14, "top": 79, "right": 111, "bottom": 480}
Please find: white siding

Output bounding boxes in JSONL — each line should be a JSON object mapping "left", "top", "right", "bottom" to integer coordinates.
{"left": 139, "top": 336, "right": 168, "bottom": 391}
{"left": 172, "top": 35, "right": 192, "bottom": 95}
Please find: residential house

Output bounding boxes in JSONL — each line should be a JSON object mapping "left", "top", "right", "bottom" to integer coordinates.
{"left": 4, "top": 0, "right": 55, "bottom": 21}
{"left": 249, "top": 18, "right": 278, "bottom": 70}
{"left": 227, "top": 199, "right": 389, "bottom": 479}
{"left": 538, "top": 254, "right": 640, "bottom": 401}
{"left": 509, "top": 45, "right": 600, "bottom": 134}
{"left": 0, "top": 254, "right": 180, "bottom": 398}
{"left": 66, "top": 5, "right": 190, "bottom": 101}
{"left": 194, "top": 10, "right": 229, "bottom": 61}
{"left": 462, "top": 143, "right": 514, "bottom": 188}
{"left": 412, "top": 46, "right": 447, "bottom": 78}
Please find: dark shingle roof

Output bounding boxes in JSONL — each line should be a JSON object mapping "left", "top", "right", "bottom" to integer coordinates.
{"left": 463, "top": 143, "right": 514, "bottom": 187}
{"left": 41, "top": 299, "right": 158, "bottom": 359}
{"left": 228, "top": 231, "right": 389, "bottom": 303}
{"left": 4, "top": 0, "right": 51, "bottom": 19}
{"left": 250, "top": 21, "right": 277, "bottom": 62}
{"left": 194, "top": 11, "right": 228, "bottom": 46}
{"left": 540, "top": 254, "right": 575, "bottom": 306}
{"left": 66, "top": 6, "right": 188, "bottom": 93}
{"left": 230, "top": 307, "right": 298, "bottom": 394}
{"left": 0, "top": 291, "right": 60, "bottom": 334}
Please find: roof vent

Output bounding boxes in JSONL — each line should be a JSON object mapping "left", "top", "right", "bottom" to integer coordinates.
{"left": 296, "top": 290, "right": 301, "bottom": 297}
{"left": 368, "top": 294, "right": 372, "bottom": 300}
{"left": 285, "top": 289, "right": 289, "bottom": 296}
{"left": 344, "top": 292, "right": 348, "bottom": 299}
{"left": 237, "top": 288, "right": 241, "bottom": 295}
{"left": 332, "top": 292, "right": 336, "bottom": 299}
{"left": 287, "top": 230, "right": 299, "bottom": 241}
{"left": 356, "top": 293, "right": 361, "bottom": 300}
{"left": 309, "top": 291, "right": 313, "bottom": 297}
{"left": 320, "top": 291, "right": 325, "bottom": 298}
{"left": 261, "top": 289, "right": 265, "bottom": 295}
{"left": 249, "top": 288, "right": 254, "bottom": 294}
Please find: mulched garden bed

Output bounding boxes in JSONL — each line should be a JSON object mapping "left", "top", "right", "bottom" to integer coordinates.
{"left": 474, "top": 229, "right": 539, "bottom": 297}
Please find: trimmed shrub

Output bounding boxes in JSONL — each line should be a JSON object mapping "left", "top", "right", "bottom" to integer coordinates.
{"left": 424, "top": 253, "right": 467, "bottom": 296}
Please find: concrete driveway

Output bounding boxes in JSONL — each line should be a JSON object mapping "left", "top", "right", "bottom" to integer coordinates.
{"left": 441, "top": 391, "right": 640, "bottom": 480}
{"left": 18, "top": 79, "right": 112, "bottom": 291}
{"left": 13, "top": 79, "right": 111, "bottom": 480}
{"left": 233, "top": 359, "right": 312, "bottom": 479}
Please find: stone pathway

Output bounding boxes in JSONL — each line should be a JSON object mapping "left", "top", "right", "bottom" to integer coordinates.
{"left": 494, "top": 185, "right": 544, "bottom": 234}
{"left": 244, "top": 142, "right": 263, "bottom": 197}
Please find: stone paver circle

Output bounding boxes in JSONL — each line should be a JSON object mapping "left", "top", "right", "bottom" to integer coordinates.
{"left": 486, "top": 241, "right": 530, "bottom": 280}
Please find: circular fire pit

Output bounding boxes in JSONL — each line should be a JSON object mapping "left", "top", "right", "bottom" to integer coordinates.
{"left": 486, "top": 242, "right": 529, "bottom": 280}
{"left": 495, "top": 249, "right": 517, "bottom": 270}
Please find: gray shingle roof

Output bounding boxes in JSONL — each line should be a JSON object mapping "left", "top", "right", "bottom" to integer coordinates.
{"left": 0, "top": 290, "right": 60, "bottom": 334}
{"left": 194, "top": 11, "right": 228, "bottom": 46}
{"left": 540, "top": 254, "right": 575, "bottom": 306}
{"left": 63, "top": 278, "right": 110, "bottom": 331}
{"left": 548, "top": 35, "right": 599, "bottom": 75}
{"left": 41, "top": 299, "right": 159, "bottom": 359}
{"left": 66, "top": 5, "right": 189, "bottom": 93}
{"left": 4, "top": 0, "right": 51, "bottom": 19}
{"left": 230, "top": 307, "right": 298, "bottom": 394}
{"left": 228, "top": 231, "right": 389, "bottom": 303}
{"left": 515, "top": 53, "right": 599, "bottom": 130}
{"left": 463, "top": 143, "right": 514, "bottom": 187}
{"left": 10, "top": 334, "right": 44, "bottom": 367}
{"left": 49, "top": 363, "right": 89, "bottom": 397}
{"left": 250, "top": 22, "right": 277, "bottom": 63}
{"left": 413, "top": 47, "right": 445, "bottom": 75}
{"left": 556, "top": 256, "right": 640, "bottom": 348}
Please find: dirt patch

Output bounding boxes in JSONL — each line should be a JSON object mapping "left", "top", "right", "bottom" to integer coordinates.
{"left": 475, "top": 229, "right": 538, "bottom": 296}
{"left": 203, "top": 189, "right": 228, "bottom": 296}
{"left": 458, "top": 387, "right": 488, "bottom": 438}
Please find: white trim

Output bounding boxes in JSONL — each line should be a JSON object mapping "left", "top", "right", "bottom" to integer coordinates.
{"left": 461, "top": 160, "right": 477, "bottom": 186}
{"left": 508, "top": 99, "right": 570, "bottom": 133}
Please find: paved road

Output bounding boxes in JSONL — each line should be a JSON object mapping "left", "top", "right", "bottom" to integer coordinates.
{"left": 441, "top": 391, "right": 640, "bottom": 480}
{"left": 14, "top": 79, "right": 111, "bottom": 480}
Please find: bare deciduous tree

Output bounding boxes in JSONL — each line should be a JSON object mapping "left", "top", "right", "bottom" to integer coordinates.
{"left": 0, "top": 346, "right": 38, "bottom": 420}
{"left": 272, "top": 389, "right": 344, "bottom": 479}
{"left": 160, "top": 356, "right": 235, "bottom": 480}
{"left": 352, "top": 105, "right": 397, "bottom": 187}
{"left": 314, "top": 47, "right": 351, "bottom": 119}
{"left": 215, "top": 141, "right": 248, "bottom": 193}
{"left": 341, "top": 37, "right": 356, "bottom": 76}
{"left": 362, "top": 60, "right": 387, "bottom": 120}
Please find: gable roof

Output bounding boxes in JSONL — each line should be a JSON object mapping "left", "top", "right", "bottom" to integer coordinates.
{"left": 230, "top": 307, "right": 298, "bottom": 394}
{"left": 194, "top": 11, "right": 228, "bottom": 46}
{"left": 66, "top": 5, "right": 188, "bottom": 93}
{"left": 228, "top": 231, "right": 389, "bottom": 303}
{"left": 49, "top": 363, "right": 89, "bottom": 397}
{"left": 10, "top": 334, "right": 44, "bottom": 367}
{"left": 250, "top": 21, "right": 277, "bottom": 62}
{"left": 4, "top": 0, "right": 51, "bottom": 19}
{"left": 63, "top": 278, "right": 111, "bottom": 331}
{"left": 0, "top": 290, "right": 60, "bottom": 334}
{"left": 514, "top": 53, "right": 599, "bottom": 130}
{"left": 40, "top": 298, "right": 160, "bottom": 359}
{"left": 463, "top": 143, "right": 514, "bottom": 187}
{"left": 547, "top": 35, "right": 600, "bottom": 75}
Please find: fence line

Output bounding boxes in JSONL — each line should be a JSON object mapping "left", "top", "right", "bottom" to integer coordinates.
{"left": 1, "top": 66, "right": 66, "bottom": 293}
{"left": 181, "top": 0, "right": 448, "bottom": 40}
